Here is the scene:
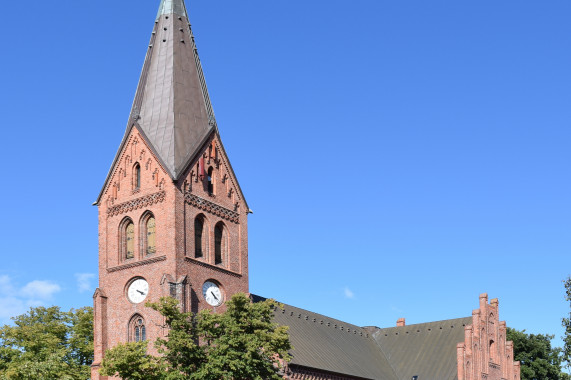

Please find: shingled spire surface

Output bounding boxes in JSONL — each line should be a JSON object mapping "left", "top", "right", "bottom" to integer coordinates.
{"left": 156, "top": 0, "right": 187, "bottom": 19}
{"left": 128, "top": 0, "right": 217, "bottom": 180}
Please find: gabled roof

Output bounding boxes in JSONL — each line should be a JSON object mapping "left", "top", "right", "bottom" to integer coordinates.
{"left": 372, "top": 317, "right": 472, "bottom": 380}
{"left": 254, "top": 294, "right": 472, "bottom": 380}
{"left": 96, "top": 0, "right": 218, "bottom": 203}
{"left": 253, "top": 295, "right": 398, "bottom": 380}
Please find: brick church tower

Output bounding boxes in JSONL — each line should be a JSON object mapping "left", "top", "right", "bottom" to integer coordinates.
{"left": 91, "top": 0, "right": 249, "bottom": 378}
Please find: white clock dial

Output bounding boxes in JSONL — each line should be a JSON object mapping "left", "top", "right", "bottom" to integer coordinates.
{"left": 127, "top": 278, "right": 149, "bottom": 304}
{"left": 202, "top": 281, "right": 223, "bottom": 306}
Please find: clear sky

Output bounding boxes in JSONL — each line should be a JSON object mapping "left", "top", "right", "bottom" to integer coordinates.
{"left": 0, "top": 0, "right": 570, "bottom": 349}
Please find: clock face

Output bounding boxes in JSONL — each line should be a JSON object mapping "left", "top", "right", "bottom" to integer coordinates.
{"left": 127, "top": 278, "right": 149, "bottom": 304}
{"left": 202, "top": 281, "right": 223, "bottom": 306}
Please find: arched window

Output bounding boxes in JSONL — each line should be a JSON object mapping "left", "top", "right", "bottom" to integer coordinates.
{"left": 214, "top": 222, "right": 227, "bottom": 265}
{"left": 194, "top": 215, "right": 207, "bottom": 258}
{"left": 122, "top": 219, "right": 135, "bottom": 260}
{"left": 133, "top": 163, "right": 141, "bottom": 190}
{"left": 489, "top": 339, "right": 496, "bottom": 362}
{"left": 129, "top": 315, "right": 146, "bottom": 342}
{"left": 207, "top": 167, "right": 214, "bottom": 195}
{"left": 145, "top": 215, "right": 156, "bottom": 255}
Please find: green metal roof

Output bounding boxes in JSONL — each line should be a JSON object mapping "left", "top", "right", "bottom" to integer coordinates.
{"left": 253, "top": 295, "right": 472, "bottom": 380}
{"left": 373, "top": 317, "right": 473, "bottom": 380}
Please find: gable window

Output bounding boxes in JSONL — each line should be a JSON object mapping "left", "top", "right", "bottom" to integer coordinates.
{"left": 133, "top": 163, "right": 141, "bottom": 190}
{"left": 214, "top": 222, "right": 227, "bottom": 265}
{"left": 207, "top": 167, "right": 214, "bottom": 195}
{"left": 129, "top": 315, "right": 146, "bottom": 342}
{"left": 194, "top": 215, "right": 207, "bottom": 258}
{"left": 144, "top": 214, "right": 156, "bottom": 255}
{"left": 122, "top": 219, "right": 135, "bottom": 260}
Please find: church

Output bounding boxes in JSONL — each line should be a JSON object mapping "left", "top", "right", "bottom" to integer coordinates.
{"left": 91, "top": 1, "right": 521, "bottom": 379}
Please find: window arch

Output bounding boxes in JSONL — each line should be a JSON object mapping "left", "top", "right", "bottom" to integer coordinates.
{"left": 129, "top": 314, "right": 146, "bottom": 342}
{"left": 214, "top": 222, "right": 227, "bottom": 266}
{"left": 489, "top": 339, "right": 497, "bottom": 362}
{"left": 207, "top": 167, "right": 214, "bottom": 195}
{"left": 194, "top": 215, "right": 208, "bottom": 259}
{"left": 141, "top": 213, "right": 156, "bottom": 256}
{"left": 133, "top": 163, "right": 141, "bottom": 190}
{"left": 121, "top": 218, "right": 135, "bottom": 260}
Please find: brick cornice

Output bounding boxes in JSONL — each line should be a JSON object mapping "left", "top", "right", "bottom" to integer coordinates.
{"left": 184, "top": 257, "right": 242, "bottom": 278}
{"left": 107, "top": 255, "right": 167, "bottom": 273}
{"left": 107, "top": 191, "right": 166, "bottom": 218}
{"left": 184, "top": 193, "right": 239, "bottom": 223}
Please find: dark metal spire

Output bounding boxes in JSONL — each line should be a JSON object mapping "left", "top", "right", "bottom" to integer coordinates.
{"left": 156, "top": 0, "right": 187, "bottom": 20}
{"left": 98, "top": 0, "right": 218, "bottom": 199}
{"left": 128, "top": 0, "right": 217, "bottom": 181}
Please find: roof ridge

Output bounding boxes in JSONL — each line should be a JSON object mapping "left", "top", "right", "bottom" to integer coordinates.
{"left": 370, "top": 333, "right": 400, "bottom": 380}
{"left": 376, "top": 315, "right": 472, "bottom": 331}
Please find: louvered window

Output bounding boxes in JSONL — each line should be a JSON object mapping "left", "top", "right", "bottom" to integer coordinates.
{"left": 146, "top": 216, "right": 156, "bottom": 255}
{"left": 126, "top": 222, "right": 135, "bottom": 259}
{"left": 214, "top": 222, "right": 227, "bottom": 265}
{"left": 195, "top": 216, "right": 205, "bottom": 258}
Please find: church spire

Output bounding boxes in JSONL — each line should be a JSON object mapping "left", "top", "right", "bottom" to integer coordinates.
{"left": 156, "top": 0, "right": 187, "bottom": 19}
{"left": 100, "top": 0, "right": 218, "bottom": 196}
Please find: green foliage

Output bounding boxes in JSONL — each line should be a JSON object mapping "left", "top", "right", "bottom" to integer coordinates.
{"left": 0, "top": 306, "right": 93, "bottom": 380}
{"left": 562, "top": 277, "right": 571, "bottom": 368}
{"left": 100, "top": 341, "right": 163, "bottom": 380}
{"left": 507, "top": 327, "right": 569, "bottom": 380}
{"left": 193, "top": 293, "right": 291, "bottom": 380}
{"left": 100, "top": 293, "right": 291, "bottom": 380}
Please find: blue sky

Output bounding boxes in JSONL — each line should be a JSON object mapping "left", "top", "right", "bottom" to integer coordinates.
{"left": 0, "top": 0, "right": 570, "bottom": 349}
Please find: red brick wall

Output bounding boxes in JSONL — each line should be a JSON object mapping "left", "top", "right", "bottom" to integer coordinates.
{"left": 92, "top": 129, "right": 249, "bottom": 380}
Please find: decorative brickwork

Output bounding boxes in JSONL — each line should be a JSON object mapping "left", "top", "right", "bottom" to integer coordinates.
{"left": 107, "top": 255, "right": 166, "bottom": 273}
{"left": 457, "top": 294, "right": 521, "bottom": 380}
{"left": 217, "top": 146, "right": 242, "bottom": 201}
{"left": 184, "top": 257, "right": 242, "bottom": 277}
{"left": 184, "top": 193, "right": 240, "bottom": 223}
{"left": 107, "top": 191, "right": 166, "bottom": 217}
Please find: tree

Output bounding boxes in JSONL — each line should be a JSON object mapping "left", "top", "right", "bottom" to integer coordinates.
{"left": 563, "top": 277, "right": 571, "bottom": 368}
{"left": 507, "top": 327, "right": 569, "bottom": 380}
{"left": 0, "top": 306, "right": 93, "bottom": 380}
{"left": 101, "top": 293, "right": 291, "bottom": 380}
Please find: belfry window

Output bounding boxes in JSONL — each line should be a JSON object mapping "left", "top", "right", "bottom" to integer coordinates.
{"left": 207, "top": 167, "right": 214, "bottom": 195}
{"left": 214, "top": 222, "right": 227, "bottom": 265}
{"left": 194, "top": 215, "right": 206, "bottom": 258}
{"left": 134, "top": 163, "right": 141, "bottom": 190}
{"left": 124, "top": 220, "right": 135, "bottom": 259}
{"left": 145, "top": 215, "right": 156, "bottom": 255}
{"left": 129, "top": 315, "right": 146, "bottom": 342}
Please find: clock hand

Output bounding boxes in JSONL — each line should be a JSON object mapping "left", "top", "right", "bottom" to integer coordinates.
{"left": 207, "top": 290, "right": 218, "bottom": 300}
{"left": 211, "top": 292, "right": 219, "bottom": 301}
{"left": 137, "top": 290, "right": 146, "bottom": 295}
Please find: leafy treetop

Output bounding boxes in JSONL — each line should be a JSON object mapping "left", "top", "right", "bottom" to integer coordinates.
{"left": 100, "top": 292, "right": 291, "bottom": 380}
{"left": 507, "top": 327, "right": 569, "bottom": 380}
{"left": 0, "top": 306, "right": 93, "bottom": 380}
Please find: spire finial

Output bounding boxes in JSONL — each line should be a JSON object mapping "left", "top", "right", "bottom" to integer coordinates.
{"left": 156, "top": 0, "right": 187, "bottom": 20}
